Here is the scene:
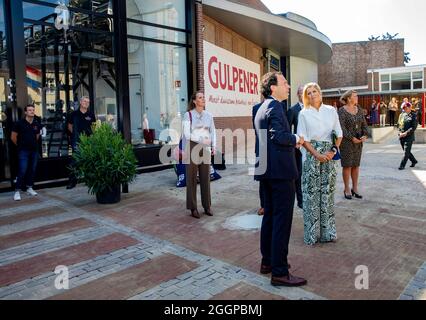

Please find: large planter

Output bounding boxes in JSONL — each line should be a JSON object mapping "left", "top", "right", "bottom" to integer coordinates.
{"left": 96, "top": 185, "right": 121, "bottom": 204}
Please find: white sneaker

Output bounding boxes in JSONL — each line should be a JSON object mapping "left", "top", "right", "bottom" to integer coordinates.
{"left": 27, "top": 187, "right": 38, "bottom": 196}
{"left": 14, "top": 191, "right": 21, "bottom": 201}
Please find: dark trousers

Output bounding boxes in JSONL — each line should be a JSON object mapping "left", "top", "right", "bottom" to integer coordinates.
{"left": 68, "top": 146, "right": 77, "bottom": 185}
{"left": 400, "top": 139, "right": 417, "bottom": 168}
{"left": 389, "top": 111, "right": 396, "bottom": 126}
{"left": 16, "top": 149, "right": 38, "bottom": 191}
{"left": 186, "top": 141, "right": 211, "bottom": 210}
{"left": 260, "top": 179, "right": 295, "bottom": 277}
{"left": 295, "top": 149, "right": 303, "bottom": 207}
{"left": 258, "top": 180, "right": 265, "bottom": 208}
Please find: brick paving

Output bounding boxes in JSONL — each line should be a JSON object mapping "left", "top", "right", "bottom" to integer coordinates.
{"left": 0, "top": 134, "right": 425, "bottom": 300}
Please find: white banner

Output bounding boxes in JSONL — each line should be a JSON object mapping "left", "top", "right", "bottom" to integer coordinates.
{"left": 203, "top": 41, "right": 261, "bottom": 117}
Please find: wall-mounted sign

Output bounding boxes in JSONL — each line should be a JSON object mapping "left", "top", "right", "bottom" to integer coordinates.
{"left": 203, "top": 41, "right": 261, "bottom": 117}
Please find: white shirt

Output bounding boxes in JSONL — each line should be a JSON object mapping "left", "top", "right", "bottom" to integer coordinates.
{"left": 183, "top": 109, "right": 217, "bottom": 148}
{"left": 297, "top": 104, "right": 343, "bottom": 143}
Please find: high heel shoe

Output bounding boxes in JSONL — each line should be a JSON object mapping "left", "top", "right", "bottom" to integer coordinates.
{"left": 351, "top": 189, "right": 363, "bottom": 199}
{"left": 344, "top": 192, "right": 352, "bottom": 200}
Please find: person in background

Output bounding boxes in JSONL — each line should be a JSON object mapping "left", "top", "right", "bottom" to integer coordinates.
{"left": 183, "top": 91, "right": 216, "bottom": 219}
{"left": 388, "top": 97, "right": 398, "bottom": 126}
{"left": 370, "top": 100, "right": 378, "bottom": 126}
{"left": 297, "top": 83, "right": 343, "bottom": 246}
{"left": 338, "top": 90, "right": 368, "bottom": 200}
{"left": 379, "top": 101, "right": 388, "bottom": 127}
{"left": 287, "top": 85, "right": 305, "bottom": 209}
{"left": 66, "top": 96, "right": 96, "bottom": 189}
{"left": 398, "top": 102, "right": 418, "bottom": 170}
{"left": 11, "top": 104, "right": 41, "bottom": 201}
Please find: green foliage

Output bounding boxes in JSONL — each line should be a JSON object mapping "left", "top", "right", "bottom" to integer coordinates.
{"left": 72, "top": 123, "right": 137, "bottom": 195}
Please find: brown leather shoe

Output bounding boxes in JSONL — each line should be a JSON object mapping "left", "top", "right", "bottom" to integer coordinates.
{"left": 204, "top": 208, "right": 213, "bottom": 216}
{"left": 257, "top": 208, "right": 264, "bottom": 216}
{"left": 271, "top": 273, "right": 307, "bottom": 287}
{"left": 190, "top": 209, "right": 200, "bottom": 219}
{"left": 260, "top": 264, "right": 291, "bottom": 274}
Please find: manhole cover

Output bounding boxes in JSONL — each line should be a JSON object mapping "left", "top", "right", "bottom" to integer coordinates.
{"left": 222, "top": 213, "right": 262, "bottom": 231}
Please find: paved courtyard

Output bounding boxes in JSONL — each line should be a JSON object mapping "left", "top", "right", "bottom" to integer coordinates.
{"left": 0, "top": 131, "right": 425, "bottom": 300}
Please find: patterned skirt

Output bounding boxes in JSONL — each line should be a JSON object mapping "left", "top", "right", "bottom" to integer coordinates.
{"left": 301, "top": 141, "right": 337, "bottom": 245}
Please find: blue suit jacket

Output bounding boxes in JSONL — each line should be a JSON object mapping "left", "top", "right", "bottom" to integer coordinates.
{"left": 287, "top": 102, "right": 302, "bottom": 134}
{"left": 254, "top": 98, "right": 298, "bottom": 180}
{"left": 252, "top": 102, "right": 262, "bottom": 157}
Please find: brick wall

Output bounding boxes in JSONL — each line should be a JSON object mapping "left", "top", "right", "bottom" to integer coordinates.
{"left": 195, "top": 1, "right": 204, "bottom": 92}
{"left": 318, "top": 40, "right": 405, "bottom": 89}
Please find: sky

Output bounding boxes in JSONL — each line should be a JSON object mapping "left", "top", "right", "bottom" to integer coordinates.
{"left": 261, "top": 0, "right": 426, "bottom": 65}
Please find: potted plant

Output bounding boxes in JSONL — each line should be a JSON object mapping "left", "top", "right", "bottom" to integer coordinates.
{"left": 72, "top": 123, "right": 137, "bottom": 204}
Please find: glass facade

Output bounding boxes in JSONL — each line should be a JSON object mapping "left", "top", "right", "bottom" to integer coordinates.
{"left": 126, "top": 0, "right": 189, "bottom": 146}
{"left": 22, "top": 0, "right": 117, "bottom": 159}
{"left": 0, "top": 0, "right": 11, "bottom": 186}
{"left": 0, "top": 0, "right": 194, "bottom": 190}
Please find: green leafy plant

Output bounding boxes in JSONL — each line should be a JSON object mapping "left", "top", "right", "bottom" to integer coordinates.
{"left": 72, "top": 123, "right": 137, "bottom": 195}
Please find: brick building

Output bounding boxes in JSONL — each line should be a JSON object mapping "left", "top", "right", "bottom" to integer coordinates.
{"left": 319, "top": 39, "right": 405, "bottom": 90}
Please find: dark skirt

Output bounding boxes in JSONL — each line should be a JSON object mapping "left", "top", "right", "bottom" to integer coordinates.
{"left": 340, "top": 138, "right": 363, "bottom": 167}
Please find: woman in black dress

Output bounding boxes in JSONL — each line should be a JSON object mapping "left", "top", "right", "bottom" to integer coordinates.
{"left": 338, "top": 90, "right": 368, "bottom": 200}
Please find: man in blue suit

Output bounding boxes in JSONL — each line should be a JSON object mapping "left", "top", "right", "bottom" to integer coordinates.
{"left": 287, "top": 85, "right": 304, "bottom": 209}
{"left": 254, "top": 72, "right": 307, "bottom": 287}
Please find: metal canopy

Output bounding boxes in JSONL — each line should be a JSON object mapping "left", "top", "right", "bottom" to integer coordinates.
{"left": 203, "top": 0, "right": 332, "bottom": 64}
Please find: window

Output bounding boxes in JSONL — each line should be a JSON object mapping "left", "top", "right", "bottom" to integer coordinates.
{"left": 380, "top": 74, "right": 390, "bottom": 91}
{"left": 128, "top": 40, "right": 188, "bottom": 145}
{"left": 412, "top": 71, "right": 423, "bottom": 90}
{"left": 23, "top": 0, "right": 117, "bottom": 158}
{"left": 126, "top": 0, "right": 186, "bottom": 30}
{"left": 126, "top": 0, "right": 190, "bottom": 146}
{"left": 391, "top": 72, "right": 411, "bottom": 90}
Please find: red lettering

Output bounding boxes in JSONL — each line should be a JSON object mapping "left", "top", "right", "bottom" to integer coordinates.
{"left": 232, "top": 67, "right": 239, "bottom": 91}
{"left": 219, "top": 62, "right": 227, "bottom": 90}
{"left": 208, "top": 55, "right": 259, "bottom": 95}
{"left": 208, "top": 56, "right": 218, "bottom": 89}
{"left": 244, "top": 71, "right": 249, "bottom": 94}
{"left": 253, "top": 74, "right": 258, "bottom": 94}
{"left": 239, "top": 69, "right": 244, "bottom": 93}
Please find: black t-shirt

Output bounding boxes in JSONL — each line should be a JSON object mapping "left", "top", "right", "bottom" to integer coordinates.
{"left": 67, "top": 109, "right": 96, "bottom": 145}
{"left": 12, "top": 118, "right": 41, "bottom": 151}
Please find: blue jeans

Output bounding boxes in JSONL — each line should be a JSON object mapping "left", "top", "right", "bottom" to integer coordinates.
{"left": 16, "top": 149, "right": 39, "bottom": 191}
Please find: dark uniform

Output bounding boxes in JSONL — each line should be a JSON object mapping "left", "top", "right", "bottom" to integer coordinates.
{"left": 398, "top": 110, "right": 418, "bottom": 169}
{"left": 12, "top": 118, "right": 41, "bottom": 190}
{"left": 66, "top": 109, "right": 96, "bottom": 188}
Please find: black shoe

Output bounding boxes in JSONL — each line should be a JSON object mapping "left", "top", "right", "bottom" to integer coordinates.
{"left": 66, "top": 182, "right": 76, "bottom": 189}
{"left": 190, "top": 209, "right": 200, "bottom": 219}
{"left": 398, "top": 166, "right": 405, "bottom": 170}
{"left": 410, "top": 161, "right": 418, "bottom": 168}
{"left": 351, "top": 189, "right": 363, "bottom": 199}
{"left": 344, "top": 192, "right": 352, "bottom": 200}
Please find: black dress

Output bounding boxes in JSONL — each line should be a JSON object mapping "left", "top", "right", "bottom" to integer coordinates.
{"left": 338, "top": 107, "right": 368, "bottom": 167}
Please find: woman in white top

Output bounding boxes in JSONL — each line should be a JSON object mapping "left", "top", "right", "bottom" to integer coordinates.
{"left": 297, "top": 83, "right": 343, "bottom": 246}
{"left": 183, "top": 91, "right": 216, "bottom": 219}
